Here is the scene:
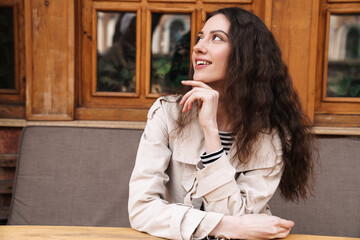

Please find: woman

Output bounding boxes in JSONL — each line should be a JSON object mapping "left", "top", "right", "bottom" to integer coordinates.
{"left": 128, "top": 7, "right": 314, "bottom": 240}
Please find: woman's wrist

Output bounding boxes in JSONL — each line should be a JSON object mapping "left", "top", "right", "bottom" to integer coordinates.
{"left": 209, "top": 214, "right": 294, "bottom": 240}
{"left": 209, "top": 216, "right": 239, "bottom": 239}
{"left": 202, "top": 127, "right": 222, "bottom": 153}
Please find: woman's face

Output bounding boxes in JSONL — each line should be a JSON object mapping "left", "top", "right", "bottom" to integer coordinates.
{"left": 192, "top": 14, "right": 231, "bottom": 87}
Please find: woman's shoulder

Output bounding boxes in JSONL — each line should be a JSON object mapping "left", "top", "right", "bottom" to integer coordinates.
{"left": 147, "top": 95, "right": 182, "bottom": 120}
{"left": 232, "top": 129, "right": 283, "bottom": 172}
{"left": 254, "top": 129, "right": 282, "bottom": 162}
{"left": 255, "top": 129, "right": 282, "bottom": 159}
{"left": 158, "top": 95, "right": 182, "bottom": 104}
{"left": 258, "top": 129, "right": 282, "bottom": 149}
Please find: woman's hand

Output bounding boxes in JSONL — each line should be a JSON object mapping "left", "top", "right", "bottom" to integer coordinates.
{"left": 180, "top": 80, "right": 219, "bottom": 131}
{"left": 210, "top": 214, "right": 294, "bottom": 240}
{"left": 180, "top": 80, "right": 222, "bottom": 153}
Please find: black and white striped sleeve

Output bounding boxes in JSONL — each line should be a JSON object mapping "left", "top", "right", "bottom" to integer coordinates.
{"left": 200, "top": 131, "right": 234, "bottom": 167}
{"left": 200, "top": 148, "right": 224, "bottom": 167}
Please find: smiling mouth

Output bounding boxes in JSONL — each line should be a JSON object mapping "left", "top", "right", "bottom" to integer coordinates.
{"left": 196, "top": 60, "right": 212, "bottom": 65}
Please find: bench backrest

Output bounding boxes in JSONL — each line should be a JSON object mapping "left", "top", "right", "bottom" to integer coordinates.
{"left": 8, "top": 126, "right": 360, "bottom": 237}
{"left": 8, "top": 126, "right": 143, "bottom": 227}
{"left": 269, "top": 136, "right": 360, "bottom": 238}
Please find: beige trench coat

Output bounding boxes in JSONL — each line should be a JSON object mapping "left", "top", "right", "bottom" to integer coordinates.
{"left": 128, "top": 96, "right": 284, "bottom": 240}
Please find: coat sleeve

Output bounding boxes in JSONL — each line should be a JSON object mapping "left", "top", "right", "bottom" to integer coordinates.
{"left": 192, "top": 132, "right": 284, "bottom": 216}
{"left": 128, "top": 98, "right": 223, "bottom": 240}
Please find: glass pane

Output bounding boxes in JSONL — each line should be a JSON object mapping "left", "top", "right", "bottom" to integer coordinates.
{"left": 97, "top": 11, "right": 136, "bottom": 92}
{"left": 0, "top": 7, "right": 15, "bottom": 90}
{"left": 327, "top": 14, "right": 360, "bottom": 98}
{"left": 151, "top": 13, "right": 191, "bottom": 93}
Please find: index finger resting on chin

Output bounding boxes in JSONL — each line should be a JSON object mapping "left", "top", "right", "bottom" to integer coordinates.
{"left": 181, "top": 80, "right": 211, "bottom": 89}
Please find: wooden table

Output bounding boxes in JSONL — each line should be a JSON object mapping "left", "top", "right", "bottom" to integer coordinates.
{"left": 0, "top": 226, "right": 359, "bottom": 240}
{"left": 285, "top": 234, "right": 360, "bottom": 240}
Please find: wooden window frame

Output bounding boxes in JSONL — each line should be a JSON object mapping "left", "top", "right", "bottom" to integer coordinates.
{"left": 322, "top": 8, "right": 360, "bottom": 104}
{"left": 77, "top": 1, "right": 150, "bottom": 121}
{"left": 315, "top": 1, "right": 360, "bottom": 127}
{"left": 202, "top": 0, "right": 252, "bottom": 3}
{"left": 76, "top": 0, "right": 257, "bottom": 121}
{"left": 328, "top": 0, "right": 360, "bottom": 3}
{"left": 0, "top": 0, "right": 25, "bottom": 119}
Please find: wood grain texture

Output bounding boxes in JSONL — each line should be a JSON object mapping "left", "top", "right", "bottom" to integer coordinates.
{"left": 0, "top": 180, "right": 13, "bottom": 194}
{"left": 0, "top": 127, "right": 22, "bottom": 153}
{"left": 0, "top": 119, "right": 147, "bottom": 129}
{"left": 0, "top": 154, "right": 17, "bottom": 167}
{"left": 0, "top": 226, "right": 358, "bottom": 240}
{"left": 8, "top": 0, "right": 360, "bottom": 127}
{"left": 271, "top": 0, "right": 314, "bottom": 117}
{"left": 0, "top": 226, "right": 164, "bottom": 240}
{"left": 25, "top": 0, "right": 74, "bottom": 120}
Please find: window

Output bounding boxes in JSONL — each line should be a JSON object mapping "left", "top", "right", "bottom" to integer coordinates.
{"left": 346, "top": 27, "right": 359, "bottom": 59}
{"left": 0, "top": 7, "right": 15, "bottom": 90}
{"left": 327, "top": 14, "right": 360, "bottom": 98}
{"left": 150, "top": 13, "right": 191, "bottom": 94}
{"left": 315, "top": 0, "right": 360, "bottom": 126}
{"left": 0, "top": 0, "right": 25, "bottom": 119}
{"left": 76, "top": 0, "right": 253, "bottom": 121}
{"left": 96, "top": 11, "right": 137, "bottom": 93}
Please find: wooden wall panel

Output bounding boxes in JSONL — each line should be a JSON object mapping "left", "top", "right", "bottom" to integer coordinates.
{"left": 0, "top": 127, "right": 21, "bottom": 224}
{"left": 25, "top": 0, "right": 74, "bottom": 120}
{"left": 270, "top": 0, "right": 318, "bottom": 121}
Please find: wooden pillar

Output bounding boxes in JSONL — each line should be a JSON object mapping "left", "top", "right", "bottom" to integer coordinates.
{"left": 24, "top": 0, "right": 75, "bottom": 120}
{"left": 270, "top": 0, "right": 319, "bottom": 121}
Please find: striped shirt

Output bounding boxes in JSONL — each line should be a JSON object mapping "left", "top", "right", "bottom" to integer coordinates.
{"left": 200, "top": 131, "right": 234, "bottom": 167}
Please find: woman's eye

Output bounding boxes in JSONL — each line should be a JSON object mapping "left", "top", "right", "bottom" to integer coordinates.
{"left": 196, "top": 36, "right": 202, "bottom": 43}
{"left": 213, "top": 35, "right": 222, "bottom": 41}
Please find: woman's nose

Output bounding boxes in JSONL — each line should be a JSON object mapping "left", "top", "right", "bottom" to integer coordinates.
{"left": 193, "top": 41, "right": 207, "bottom": 54}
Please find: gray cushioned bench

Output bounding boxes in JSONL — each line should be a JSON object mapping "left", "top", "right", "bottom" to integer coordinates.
{"left": 8, "top": 126, "right": 143, "bottom": 227}
{"left": 269, "top": 136, "right": 360, "bottom": 238}
{"left": 8, "top": 126, "right": 360, "bottom": 238}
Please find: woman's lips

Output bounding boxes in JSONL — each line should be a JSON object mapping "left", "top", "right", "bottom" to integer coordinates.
{"left": 194, "top": 59, "right": 212, "bottom": 69}
{"left": 194, "top": 64, "right": 210, "bottom": 69}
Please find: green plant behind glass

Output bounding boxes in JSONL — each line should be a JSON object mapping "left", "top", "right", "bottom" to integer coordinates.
{"left": 327, "top": 62, "right": 360, "bottom": 97}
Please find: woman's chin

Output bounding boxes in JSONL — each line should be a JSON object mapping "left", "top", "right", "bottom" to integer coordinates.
{"left": 192, "top": 77, "right": 203, "bottom": 82}
{"left": 193, "top": 76, "right": 210, "bottom": 82}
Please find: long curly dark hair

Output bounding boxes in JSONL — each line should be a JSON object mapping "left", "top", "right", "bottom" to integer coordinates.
{"left": 174, "top": 7, "right": 316, "bottom": 202}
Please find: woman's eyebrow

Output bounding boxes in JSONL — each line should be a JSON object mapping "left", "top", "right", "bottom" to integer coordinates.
{"left": 210, "top": 30, "right": 229, "bottom": 37}
{"left": 197, "top": 30, "right": 229, "bottom": 38}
